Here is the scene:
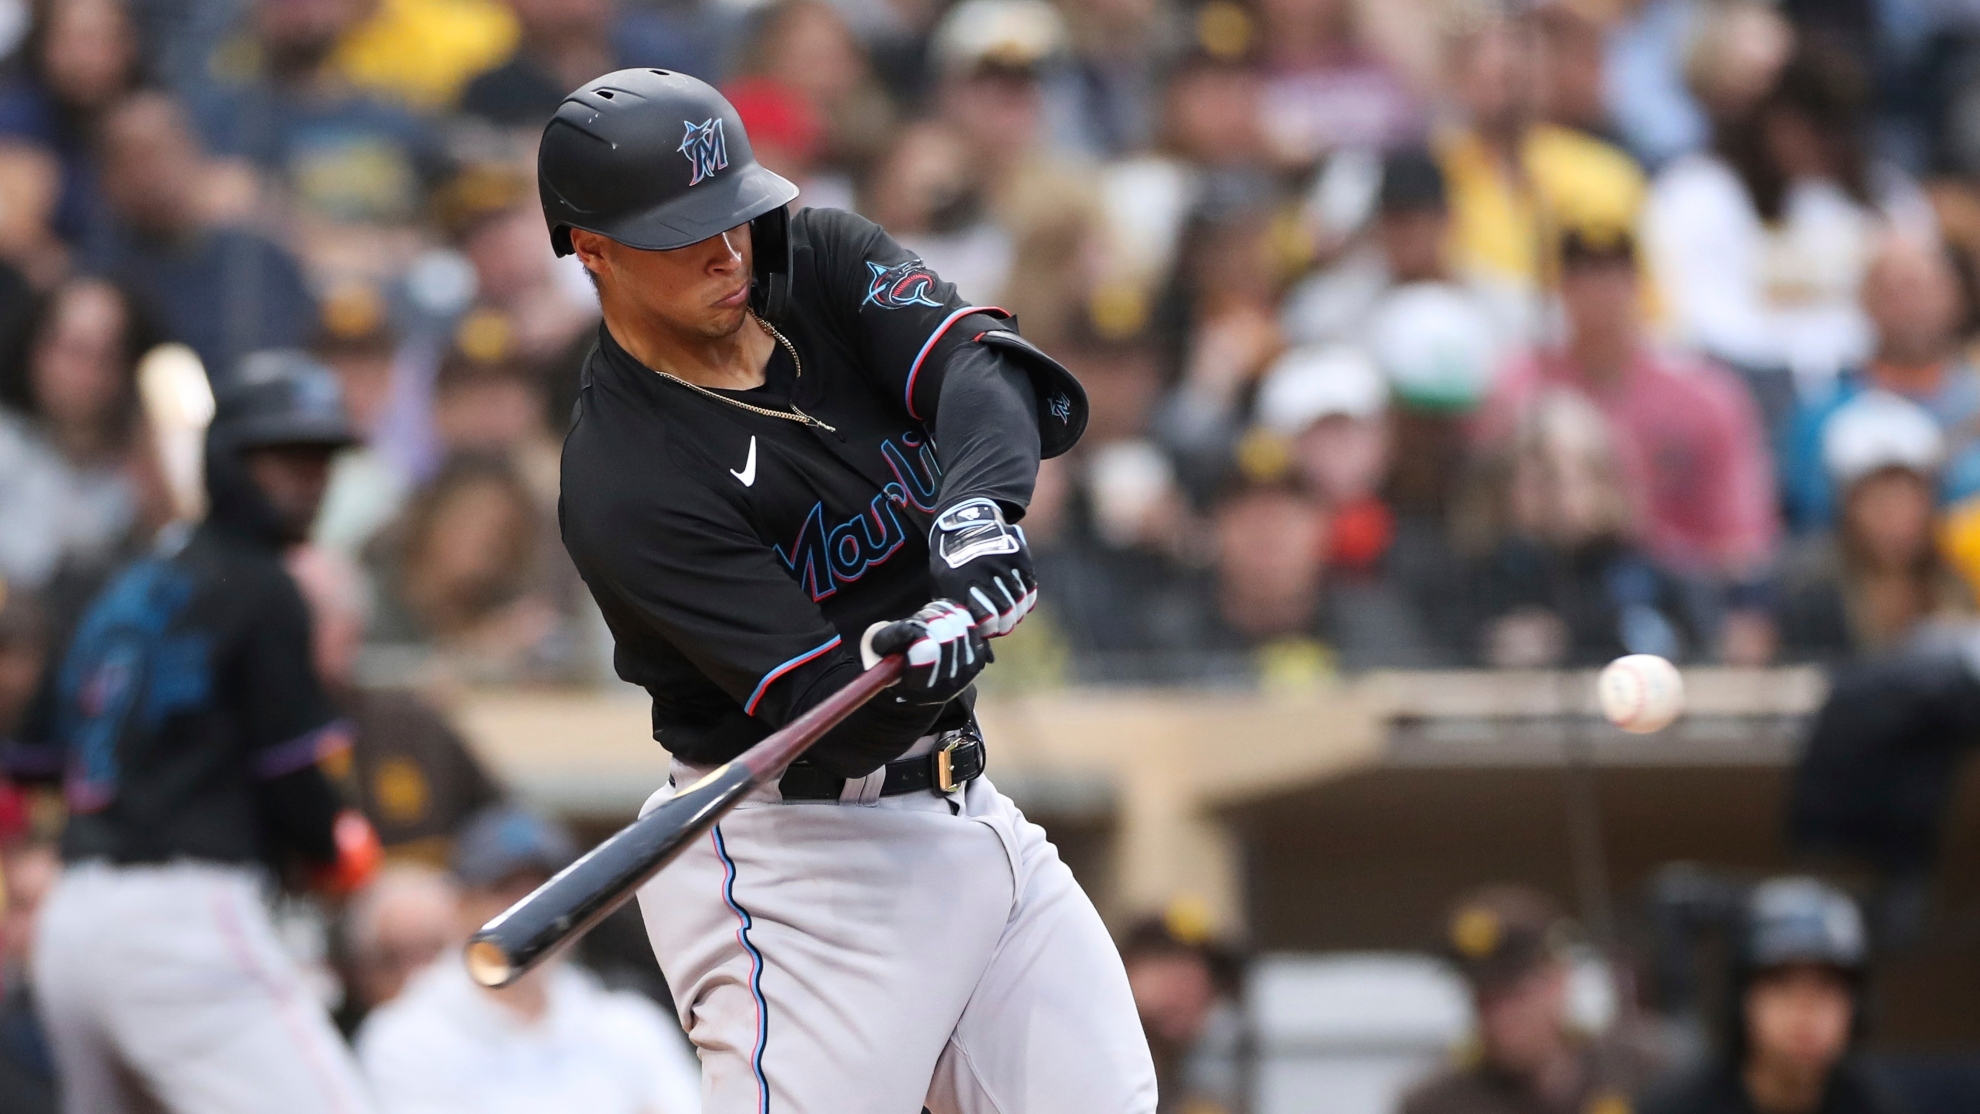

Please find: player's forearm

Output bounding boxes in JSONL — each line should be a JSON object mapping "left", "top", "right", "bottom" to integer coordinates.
{"left": 931, "top": 344, "right": 1041, "bottom": 520}
{"left": 258, "top": 767, "right": 344, "bottom": 865}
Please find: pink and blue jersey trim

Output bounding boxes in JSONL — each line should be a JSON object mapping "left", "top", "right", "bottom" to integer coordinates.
{"left": 712, "top": 825, "right": 771, "bottom": 1113}
{"left": 742, "top": 636, "right": 841, "bottom": 716}
{"left": 903, "top": 306, "right": 1009, "bottom": 420}
{"left": 252, "top": 720, "right": 353, "bottom": 780}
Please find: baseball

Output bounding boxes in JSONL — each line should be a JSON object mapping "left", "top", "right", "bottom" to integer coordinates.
{"left": 1597, "top": 654, "right": 1684, "bottom": 734}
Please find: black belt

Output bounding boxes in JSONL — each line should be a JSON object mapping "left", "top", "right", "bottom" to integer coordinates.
{"left": 778, "top": 732, "right": 986, "bottom": 801}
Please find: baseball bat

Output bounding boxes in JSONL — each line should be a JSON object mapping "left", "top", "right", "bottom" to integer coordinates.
{"left": 465, "top": 654, "right": 906, "bottom": 988}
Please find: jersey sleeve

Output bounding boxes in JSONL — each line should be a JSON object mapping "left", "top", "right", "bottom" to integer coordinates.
{"left": 237, "top": 573, "right": 351, "bottom": 779}
{"left": 563, "top": 461, "right": 937, "bottom": 775}
{"left": 798, "top": 207, "right": 1010, "bottom": 423}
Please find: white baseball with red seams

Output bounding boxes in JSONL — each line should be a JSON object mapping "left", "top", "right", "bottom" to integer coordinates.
{"left": 1598, "top": 654, "right": 1685, "bottom": 734}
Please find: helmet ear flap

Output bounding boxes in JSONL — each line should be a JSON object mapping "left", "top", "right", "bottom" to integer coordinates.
{"left": 749, "top": 206, "right": 792, "bottom": 323}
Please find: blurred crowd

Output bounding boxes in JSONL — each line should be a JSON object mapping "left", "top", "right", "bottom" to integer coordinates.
{"left": 5, "top": 0, "right": 1980, "bottom": 689}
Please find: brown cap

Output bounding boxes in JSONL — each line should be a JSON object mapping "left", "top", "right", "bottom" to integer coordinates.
{"left": 1443, "top": 885, "right": 1574, "bottom": 989}
{"left": 1558, "top": 221, "right": 1637, "bottom": 268}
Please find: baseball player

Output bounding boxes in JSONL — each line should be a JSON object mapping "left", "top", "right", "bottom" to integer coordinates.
{"left": 545, "top": 70, "right": 1158, "bottom": 1111}
{"left": 7, "top": 352, "right": 380, "bottom": 1114}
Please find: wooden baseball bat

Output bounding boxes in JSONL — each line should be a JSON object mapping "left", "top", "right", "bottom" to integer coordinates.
{"left": 465, "top": 654, "right": 906, "bottom": 988}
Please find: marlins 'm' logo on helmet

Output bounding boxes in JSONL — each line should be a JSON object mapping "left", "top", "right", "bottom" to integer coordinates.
{"left": 862, "top": 259, "right": 944, "bottom": 309}
{"left": 679, "top": 118, "right": 729, "bottom": 186}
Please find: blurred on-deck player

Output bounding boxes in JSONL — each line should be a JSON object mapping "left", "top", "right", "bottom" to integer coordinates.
{"left": 545, "top": 69, "right": 1157, "bottom": 1110}
{"left": 7, "top": 352, "right": 380, "bottom": 1114}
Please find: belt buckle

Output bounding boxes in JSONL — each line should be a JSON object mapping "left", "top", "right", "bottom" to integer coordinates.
{"left": 934, "top": 736, "right": 963, "bottom": 793}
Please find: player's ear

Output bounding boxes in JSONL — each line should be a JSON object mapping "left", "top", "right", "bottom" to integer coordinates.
{"left": 568, "top": 229, "right": 609, "bottom": 285}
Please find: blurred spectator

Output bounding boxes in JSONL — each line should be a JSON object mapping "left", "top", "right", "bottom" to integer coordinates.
{"left": 1605, "top": 0, "right": 1792, "bottom": 170}
{"left": 1193, "top": 460, "right": 1392, "bottom": 683}
{"left": 0, "top": 277, "right": 157, "bottom": 591}
{"left": 328, "top": 0, "right": 520, "bottom": 110}
{"left": 1529, "top": 0, "right": 1613, "bottom": 142}
{"left": 1038, "top": 0, "right": 1180, "bottom": 158}
{"left": 1775, "top": 392, "right": 1970, "bottom": 662}
{"left": 1253, "top": 345, "right": 1440, "bottom": 667}
{"left": 457, "top": 0, "right": 618, "bottom": 128}
{"left": 1643, "top": 42, "right": 1937, "bottom": 400}
{"left": 1641, "top": 877, "right": 1901, "bottom": 1114}
{"left": 1252, "top": 0, "right": 1424, "bottom": 166}
{"left": 1083, "top": 48, "right": 1263, "bottom": 330}
{"left": 862, "top": 120, "right": 1013, "bottom": 305}
{"left": 0, "top": 0, "right": 143, "bottom": 250}
{"left": 1436, "top": 6, "right": 1646, "bottom": 320}
{"left": 1459, "top": 389, "right": 1700, "bottom": 667}
{"left": 366, "top": 454, "right": 584, "bottom": 684}
{"left": 289, "top": 544, "right": 504, "bottom": 860}
{"left": 1402, "top": 885, "right": 1655, "bottom": 1114}
{"left": 1369, "top": 278, "right": 1503, "bottom": 515}
{"left": 312, "top": 283, "right": 414, "bottom": 553}
{"left": 1479, "top": 226, "right": 1778, "bottom": 661}
{"left": 194, "top": 0, "right": 443, "bottom": 285}
{"left": 0, "top": 589, "right": 46, "bottom": 739}
{"left": 931, "top": 0, "right": 1105, "bottom": 324}
{"left": 724, "top": 77, "right": 847, "bottom": 212}
{"left": 1152, "top": 192, "right": 1286, "bottom": 496}
{"left": 357, "top": 805, "right": 701, "bottom": 1113}
{"left": 430, "top": 329, "right": 554, "bottom": 480}
{"left": 439, "top": 168, "right": 597, "bottom": 368}
{"left": 338, "top": 862, "right": 462, "bottom": 1030}
{"left": 1782, "top": 235, "right": 1980, "bottom": 530}
{"left": 459, "top": 0, "right": 733, "bottom": 132}
{"left": 735, "top": 0, "right": 896, "bottom": 182}
{"left": 1283, "top": 146, "right": 1521, "bottom": 357}
{"left": 83, "top": 91, "right": 318, "bottom": 382}
{"left": 1119, "top": 906, "right": 1242, "bottom": 1114}
{"left": 0, "top": 815, "right": 57, "bottom": 1114}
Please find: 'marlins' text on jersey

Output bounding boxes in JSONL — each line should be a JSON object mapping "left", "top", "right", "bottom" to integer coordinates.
{"left": 558, "top": 207, "right": 1083, "bottom": 773}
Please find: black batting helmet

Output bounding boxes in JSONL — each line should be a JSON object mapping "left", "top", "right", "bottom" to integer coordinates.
{"left": 210, "top": 350, "right": 358, "bottom": 453}
{"left": 1741, "top": 876, "right": 1867, "bottom": 972}
{"left": 204, "top": 349, "right": 356, "bottom": 543}
{"left": 538, "top": 69, "right": 800, "bottom": 319}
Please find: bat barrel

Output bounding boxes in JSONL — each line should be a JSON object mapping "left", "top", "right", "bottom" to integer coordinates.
{"left": 467, "top": 760, "right": 757, "bottom": 986}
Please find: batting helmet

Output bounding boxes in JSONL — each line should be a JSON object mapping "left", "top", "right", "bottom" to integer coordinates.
{"left": 1742, "top": 876, "right": 1868, "bottom": 972}
{"left": 210, "top": 350, "right": 358, "bottom": 453}
{"left": 538, "top": 69, "right": 800, "bottom": 319}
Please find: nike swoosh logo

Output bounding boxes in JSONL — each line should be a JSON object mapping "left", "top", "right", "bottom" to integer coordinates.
{"left": 731, "top": 435, "right": 757, "bottom": 487}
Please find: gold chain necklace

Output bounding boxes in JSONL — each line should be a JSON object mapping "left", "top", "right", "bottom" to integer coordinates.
{"left": 641, "top": 311, "right": 836, "bottom": 433}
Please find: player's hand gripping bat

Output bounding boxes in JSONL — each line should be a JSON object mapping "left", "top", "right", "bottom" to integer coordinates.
{"left": 465, "top": 654, "right": 906, "bottom": 988}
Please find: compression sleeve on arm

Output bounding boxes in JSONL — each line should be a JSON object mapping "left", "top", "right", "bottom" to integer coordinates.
{"left": 932, "top": 342, "right": 1041, "bottom": 520}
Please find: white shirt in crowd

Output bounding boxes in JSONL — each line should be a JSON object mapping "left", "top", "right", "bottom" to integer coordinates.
{"left": 0, "top": 410, "right": 133, "bottom": 589}
{"left": 1642, "top": 152, "right": 1939, "bottom": 394}
{"left": 357, "top": 959, "right": 702, "bottom": 1114}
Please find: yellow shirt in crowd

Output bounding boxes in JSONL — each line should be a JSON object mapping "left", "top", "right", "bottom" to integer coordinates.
{"left": 333, "top": 0, "right": 520, "bottom": 110}
{"left": 1437, "top": 123, "right": 1648, "bottom": 290}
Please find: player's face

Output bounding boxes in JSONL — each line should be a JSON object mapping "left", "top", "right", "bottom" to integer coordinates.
{"left": 576, "top": 224, "right": 756, "bottom": 341}
{"left": 243, "top": 444, "right": 337, "bottom": 543}
{"left": 1744, "top": 964, "right": 1853, "bottom": 1077}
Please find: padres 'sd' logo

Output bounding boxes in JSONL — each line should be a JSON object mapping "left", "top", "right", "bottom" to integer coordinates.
{"left": 679, "top": 118, "right": 729, "bottom": 186}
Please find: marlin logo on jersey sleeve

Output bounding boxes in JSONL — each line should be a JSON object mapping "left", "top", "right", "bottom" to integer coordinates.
{"left": 862, "top": 260, "right": 945, "bottom": 310}
{"left": 679, "top": 118, "right": 729, "bottom": 186}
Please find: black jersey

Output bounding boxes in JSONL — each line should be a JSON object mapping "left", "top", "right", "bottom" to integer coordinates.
{"left": 561, "top": 207, "right": 1082, "bottom": 776}
{"left": 8, "top": 524, "right": 347, "bottom": 866}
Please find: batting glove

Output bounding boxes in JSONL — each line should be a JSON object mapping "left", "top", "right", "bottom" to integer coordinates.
{"left": 927, "top": 497, "right": 1038, "bottom": 638}
{"left": 864, "top": 600, "right": 991, "bottom": 705}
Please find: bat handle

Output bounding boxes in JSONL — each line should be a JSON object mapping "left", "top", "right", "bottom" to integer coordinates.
{"left": 465, "top": 654, "right": 906, "bottom": 988}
